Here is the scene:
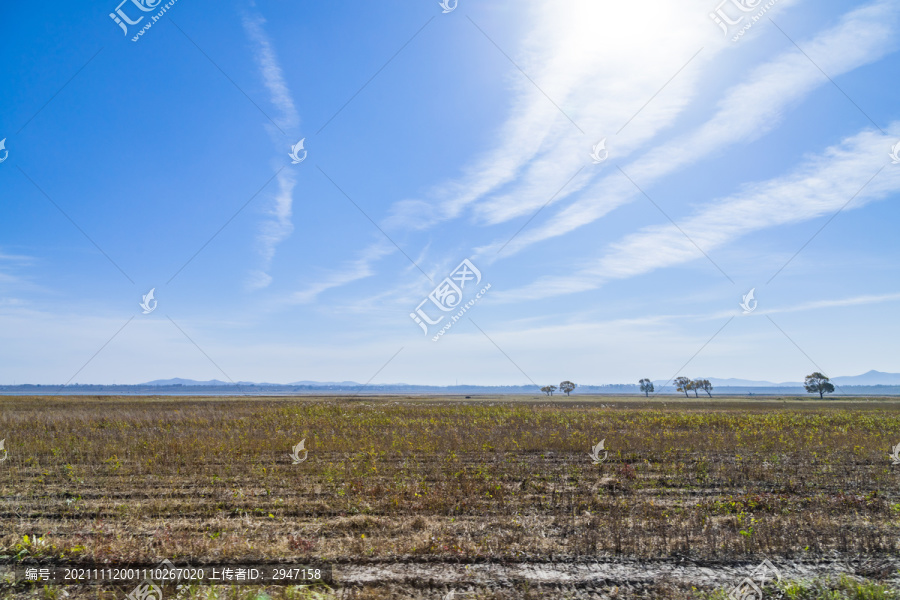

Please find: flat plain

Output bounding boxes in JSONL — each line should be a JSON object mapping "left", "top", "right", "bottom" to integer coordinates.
{"left": 1, "top": 395, "right": 899, "bottom": 599}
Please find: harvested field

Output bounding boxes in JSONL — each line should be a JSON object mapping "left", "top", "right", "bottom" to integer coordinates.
{"left": 1, "top": 395, "right": 899, "bottom": 599}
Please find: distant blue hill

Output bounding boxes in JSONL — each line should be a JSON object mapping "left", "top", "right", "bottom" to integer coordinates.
{"left": 135, "top": 371, "right": 900, "bottom": 388}
{"left": 1, "top": 371, "right": 899, "bottom": 395}
{"left": 145, "top": 378, "right": 370, "bottom": 386}
{"left": 144, "top": 378, "right": 231, "bottom": 386}
{"left": 832, "top": 370, "right": 900, "bottom": 386}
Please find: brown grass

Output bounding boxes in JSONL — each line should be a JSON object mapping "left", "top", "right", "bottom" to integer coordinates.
{"left": 1, "top": 394, "right": 899, "bottom": 598}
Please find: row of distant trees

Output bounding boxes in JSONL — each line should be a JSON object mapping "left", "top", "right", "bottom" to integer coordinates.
{"left": 637, "top": 377, "right": 713, "bottom": 397}
{"left": 676, "top": 377, "right": 714, "bottom": 397}
{"left": 544, "top": 373, "right": 837, "bottom": 398}
{"left": 639, "top": 372, "right": 836, "bottom": 398}
{"left": 541, "top": 381, "right": 576, "bottom": 396}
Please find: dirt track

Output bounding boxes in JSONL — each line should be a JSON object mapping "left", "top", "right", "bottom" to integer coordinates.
{"left": 330, "top": 556, "right": 900, "bottom": 597}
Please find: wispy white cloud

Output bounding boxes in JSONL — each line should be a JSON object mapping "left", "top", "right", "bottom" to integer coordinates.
{"left": 667, "top": 291, "right": 900, "bottom": 324}
{"left": 335, "top": 0, "right": 735, "bottom": 302}
{"left": 0, "top": 251, "right": 33, "bottom": 262}
{"left": 242, "top": 13, "right": 299, "bottom": 133}
{"left": 499, "top": 124, "right": 900, "bottom": 301}
{"left": 242, "top": 11, "right": 302, "bottom": 290}
{"left": 384, "top": 0, "right": 734, "bottom": 232}
{"left": 336, "top": 0, "right": 896, "bottom": 308}
{"left": 0, "top": 250, "right": 36, "bottom": 290}
{"left": 763, "top": 291, "right": 900, "bottom": 315}
{"left": 290, "top": 241, "right": 396, "bottom": 304}
{"left": 475, "top": 0, "right": 899, "bottom": 259}
{"left": 247, "top": 0, "right": 899, "bottom": 309}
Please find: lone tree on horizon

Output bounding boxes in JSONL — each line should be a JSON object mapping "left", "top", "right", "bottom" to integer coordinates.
{"left": 674, "top": 376, "right": 691, "bottom": 398}
{"left": 804, "top": 372, "right": 835, "bottom": 399}
{"left": 639, "top": 378, "right": 654, "bottom": 397}
{"left": 559, "top": 381, "right": 576, "bottom": 396}
{"left": 540, "top": 385, "right": 557, "bottom": 396}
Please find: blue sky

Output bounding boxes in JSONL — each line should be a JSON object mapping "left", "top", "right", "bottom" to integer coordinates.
{"left": 1, "top": 0, "right": 899, "bottom": 386}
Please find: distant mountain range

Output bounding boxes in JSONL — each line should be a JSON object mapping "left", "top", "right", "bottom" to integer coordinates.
{"left": 145, "top": 370, "right": 900, "bottom": 388}
{"left": 144, "top": 378, "right": 381, "bottom": 387}
{"left": 2, "top": 371, "right": 899, "bottom": 395}
{"left": 829, "top": 370, "right": 900, "bottom": 385}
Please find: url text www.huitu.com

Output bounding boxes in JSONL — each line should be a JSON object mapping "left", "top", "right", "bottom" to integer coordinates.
{"left": 432, "top": 283, "right": 491, "bottom": 342}
{"left": 732, "top": 0, "right": 780, "bottom": 41}
{"left": 131, "top": 0, "right": 180, "bottom": 42}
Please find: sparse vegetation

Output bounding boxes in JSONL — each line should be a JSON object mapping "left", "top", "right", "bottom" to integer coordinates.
{"left": 0, "top": 394, "right": 898, "bottom": 600}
